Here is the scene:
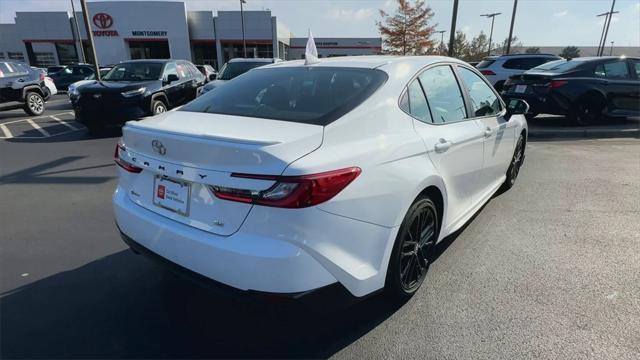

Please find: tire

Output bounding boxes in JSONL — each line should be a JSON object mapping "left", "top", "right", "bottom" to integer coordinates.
{"left": 569, "top": 95, "right": 604, "bottom": 126}
{"left": 386, "top": 196, "right": 439, "bottom": 300}
{"left": 151, "top": 99, "right": 167, "bottom": 115}
{"left": 525, "top": 112, "right": 538, "bottom": 121}
{"left": 23, "top": 91, "right": 45, "bottom": 116}
{"left": 500, "top": 134, "right": 525, "bottom": 192}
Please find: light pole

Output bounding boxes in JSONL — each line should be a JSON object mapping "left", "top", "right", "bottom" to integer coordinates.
{"left": 240, "top": 0, "right": 247, "bottom": 58}
{"left": 481, "top": 13, "right": 501, "bottom": 56}
{"left": 600, "top": 0, "right": 617, "bottom": 56}
{"left": 79, "top": 0, "right": 100, "bottom": 81}
{"left": 435, "top": 30, "right": 446, "bottom": 55}
{"left": 506, "top": 0, "right": 518, "bottom": 55}
{"left": 609, "top": 41, "right": 614, "bottom": 56}
{"left": 447, "top": 0, "right": 459, "bottom": 57}
{"left": 70, "top": 0, "right": 86, "bottom": 63}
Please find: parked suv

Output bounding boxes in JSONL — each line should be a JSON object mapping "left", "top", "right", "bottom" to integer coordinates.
{"left": 48, "top": 63, "right": 95, "bottom": 90}
{"left": 70, "top": 59, "right": 205, "bottom": 134}
{"left": 502, "top": 56, "right": 640, "bottom": 125}
{"left": 477, "top": 54, "right": 562, "bottom": 91}
{"left": 0, "top": 61, "right": 50, "bottom": 116}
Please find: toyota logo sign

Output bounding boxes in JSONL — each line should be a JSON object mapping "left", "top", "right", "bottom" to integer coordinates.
{"left": 93, "top": 13, "right": 113, "bottom": 29}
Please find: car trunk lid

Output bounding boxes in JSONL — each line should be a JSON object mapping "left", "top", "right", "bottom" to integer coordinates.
{"left": 118, "top": 111, "right": 324, "bottom": 235}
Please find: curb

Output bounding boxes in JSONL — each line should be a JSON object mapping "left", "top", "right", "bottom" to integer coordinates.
{"left": 529, "top": 127, "right": 640, "bottom": 140}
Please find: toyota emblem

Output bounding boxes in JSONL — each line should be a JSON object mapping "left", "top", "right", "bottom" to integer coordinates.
{"left": 151, "top": 140, "right": 166, "bottom": 155}
{"left": 92, "top": 93, "right": 102, "bottom": 99}
{"left": 93, "top": 13, "right": 113, "bottom": 29}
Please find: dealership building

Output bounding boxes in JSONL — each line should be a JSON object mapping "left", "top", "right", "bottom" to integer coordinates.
{"left": 0, "top": 1, "right": 382, "bottom": 69}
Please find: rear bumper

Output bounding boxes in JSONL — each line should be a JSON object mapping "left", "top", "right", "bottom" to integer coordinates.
{"left": 502, "top": 92, "right": 569, "bottom": 115}
{"left": 113, "top": 186, "right": 397, "bottom": 297}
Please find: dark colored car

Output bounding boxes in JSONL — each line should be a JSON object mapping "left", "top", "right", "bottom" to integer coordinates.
{"left": 70, "top": 59, "right": 205, "bottom": 133}
{"left": 0, "top": 61, "right": 50, "bottom": 115}
{"left": 196, "top": 64, "right": 217, "bottom": 82}
{"left": 49, "top": 64, "right": 95, "bottom": 90}
{"left": 200, "top": 58, "right": 280, "bottom": 94}
{"left": 46, "top": 65, "right": 65, "bottom": 75}
{"left": 502, "top": 56, "right": 640, "bottom": 125}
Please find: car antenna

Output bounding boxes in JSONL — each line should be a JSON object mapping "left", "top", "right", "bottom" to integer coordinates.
{"left": 304, "top": 29, "right": 320, "bottom": 65}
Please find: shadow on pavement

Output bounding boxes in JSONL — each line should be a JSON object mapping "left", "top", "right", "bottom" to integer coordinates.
{"left": 5, "top": 129, "right": 120, "bottom": 144}
{"left": 0, "top": 156, "right": 115, "bottom": 185}
{"left": 0, "top": 216, "right": 470, "bottom": 359}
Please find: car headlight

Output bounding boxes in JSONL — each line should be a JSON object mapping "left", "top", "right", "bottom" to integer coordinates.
{"left": 121, "top": 87, "right": 146, "bottom": 97}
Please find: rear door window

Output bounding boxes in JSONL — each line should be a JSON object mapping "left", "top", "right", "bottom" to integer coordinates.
{"left": 180, "top": 67, "right": 388, "bottom": 126}
{"left": 631, "top": 60, "right": 640, "bottom": 78}
{"left": 418, "top": 65, "right": 467, "bottom": 124}
{"left": 476, "top": 59, "right": 496, "bottom": 69}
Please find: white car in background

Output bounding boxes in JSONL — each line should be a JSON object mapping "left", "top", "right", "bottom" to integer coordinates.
{"left": 32, "top": 67, "right": 57, "bottom": 96}
{"left": 476, "top": 53, "right": 562, "bottom": 91}
{"left": 113, "top": 56, "right": 529, "bottom": 300}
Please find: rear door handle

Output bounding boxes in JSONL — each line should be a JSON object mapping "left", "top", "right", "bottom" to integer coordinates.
{"left": 484, "top": 127, "right": 493, "bottom": 137}
{"left": 434, "top": 138, "right": 452, "bottom": 153}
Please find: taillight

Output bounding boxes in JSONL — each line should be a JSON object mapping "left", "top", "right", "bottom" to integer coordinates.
{"left": 209, "top": 167, "right": 361, "bottom": 208}
{"left": 480, "top": 70, "right": 496, "bottom": 76}
{"left": 549, "top": 80, "right": 568, "bottom": 89}
{"left": 114, "top": 143, "right": 143, "bottom": 173}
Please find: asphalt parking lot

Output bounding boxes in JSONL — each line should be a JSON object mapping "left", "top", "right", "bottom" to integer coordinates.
{"left": 1, "top": 95, "right": 639, "bottom": 359}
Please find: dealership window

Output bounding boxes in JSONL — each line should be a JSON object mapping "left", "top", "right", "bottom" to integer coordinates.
{"left": 55, "top": 43, "right": 78, "bottom": 65}
{"left": 34, "top": 52, "right": 56, "bottom": 67}
{"left": 192, "top": 43, "right": 217, "bottom": 69}
{"left": 222, "top": 43, "right": 273, "bottom": 64}
{"left": 129, "top": 40, "right": 170, "bottom": 60}
{"left": 277, "top": 41, "right": 289, "bottom": 60}
{"left": 0, "top": 52, "right": 4, "bottom": 59}
{"left": 7, "top": 52, "right": 25, "bottom": 62}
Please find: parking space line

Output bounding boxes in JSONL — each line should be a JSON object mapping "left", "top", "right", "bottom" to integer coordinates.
{"left": 0, "top": 112, "right": 74, "bottom": 126}
{"left": 0, "top": 123, "right": 13, "bottom": 139}
{"left": 26, "top": 119, "right": 50, "bottom": 137}
{"left": 50, "top": 115, "right": 79, "bottom": 131}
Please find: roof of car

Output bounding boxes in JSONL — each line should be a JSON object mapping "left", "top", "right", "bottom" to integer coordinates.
{"left": 228, "top": 58, "right": 280, "bottom": 63}
{"left": 118, "top": 59, "right": 174, "bottom": 64}
{"left": 265, "top": 55, "right": 465, "bottom": 69}
{"left": 483, "top": 53, "right": 561, "bottom": 60}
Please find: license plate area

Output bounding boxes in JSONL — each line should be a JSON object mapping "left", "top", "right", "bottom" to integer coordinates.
{"left": 514, "top": 85, "right": 527, "bottom": 93}
{"left": 153, "top": 176, "right": 191, "bottom": 216}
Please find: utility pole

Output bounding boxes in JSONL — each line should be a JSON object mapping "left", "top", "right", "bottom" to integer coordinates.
{"left": 435, "top": 30, "right": 446, "bottom": 55}
{"left": 609, "top": 41, "right": 614, "bottom": 56}
{"left": 79, "top": 0, "right": 100, "bottom": 81}
{"left": 447, "top": 0, "right": 459, "bottom": 57}
{"left": 70, "top": 0, "right": 86, "bottom": 63}
{"left": 481, "top": 13, "right": 501, "bottom": 56}
{"left": 506, "top": 0, "right": 518, "bottom": 55}
{"left": 596, "top": 12, "right": 608, "bottom": 56}
{"left": 240, "top": 0, "right": 247, "bottom": 58}
{"left": 599, "top": 0, "right": 617, "bottom": 56}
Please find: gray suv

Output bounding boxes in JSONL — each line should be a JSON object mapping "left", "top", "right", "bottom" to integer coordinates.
{"left": 0, "top": 61, "right": 50, "bottom": 116}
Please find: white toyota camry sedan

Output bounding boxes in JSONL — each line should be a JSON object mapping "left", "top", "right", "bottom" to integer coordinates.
{"left": 113, "top": 56, "right": 529, "bottom": 299}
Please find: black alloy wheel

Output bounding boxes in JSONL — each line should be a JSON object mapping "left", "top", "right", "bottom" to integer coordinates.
{"left": 387, "top": 196, "right": 439, "bottom": 299}
{"left": 24, "top": 92, "right": 45, "bottom": 116}
{"left": 571, "top": 96, "right": 603, "bottom": 126}
{"left": 501, "top": 134, "right": 525, "bottom": 191}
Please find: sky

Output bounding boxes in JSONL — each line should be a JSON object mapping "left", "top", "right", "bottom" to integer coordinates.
{"left": 1, "top": 0, "right": 639, "bottom": 47}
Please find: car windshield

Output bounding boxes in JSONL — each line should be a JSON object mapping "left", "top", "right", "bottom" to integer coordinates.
{"left": 217, "top": 61, "right": 268, "bottom": 80}
{"left": 102, "top": 62, "right": 163, "bottom": 81}
{"left": 531, "top": 59, "right": 584, "bottom": 72}
{"left": 180, "top": 67, "right": 388, "bottom": 126}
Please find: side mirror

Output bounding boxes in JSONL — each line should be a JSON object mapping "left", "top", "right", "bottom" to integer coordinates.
{"left": 505, "top": 99, "right": 530, "bottom": 121}
{"left": 209, "top": 73, "right": 216, "bottom": 81}
{"left": 166, "top": 74, "right": 179, "bottom": 84}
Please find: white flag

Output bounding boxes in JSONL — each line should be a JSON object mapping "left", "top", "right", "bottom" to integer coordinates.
{"left": 305, "top": 29, "right": 320, "bottom": 65}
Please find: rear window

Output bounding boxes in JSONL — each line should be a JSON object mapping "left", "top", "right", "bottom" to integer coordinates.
{"left": 180, "top": 67, "right": 388, "bottom": 126}
{"left": 503, "top": 57, "right": 558, "bottom": 70}
{"left": 217, "top": 61, "right": 269, "bottom": 80}
{"left": 476, "top": 59, "right": 496, "bottom": 69}
{"left": 531, "top": 59, "right": 584, "bottom": 72}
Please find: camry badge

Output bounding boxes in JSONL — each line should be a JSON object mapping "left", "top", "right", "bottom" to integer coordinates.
{"left": 151, "top": 140, "right": 166, "bottom": 155}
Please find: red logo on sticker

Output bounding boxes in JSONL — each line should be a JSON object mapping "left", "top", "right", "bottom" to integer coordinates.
{"left": 157, "top": 185, "right": 165, "bottom": 199}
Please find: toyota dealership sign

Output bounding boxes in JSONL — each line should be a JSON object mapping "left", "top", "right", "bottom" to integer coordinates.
{"left": 92, "top": 13, "right": 119, "bottom": 36}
